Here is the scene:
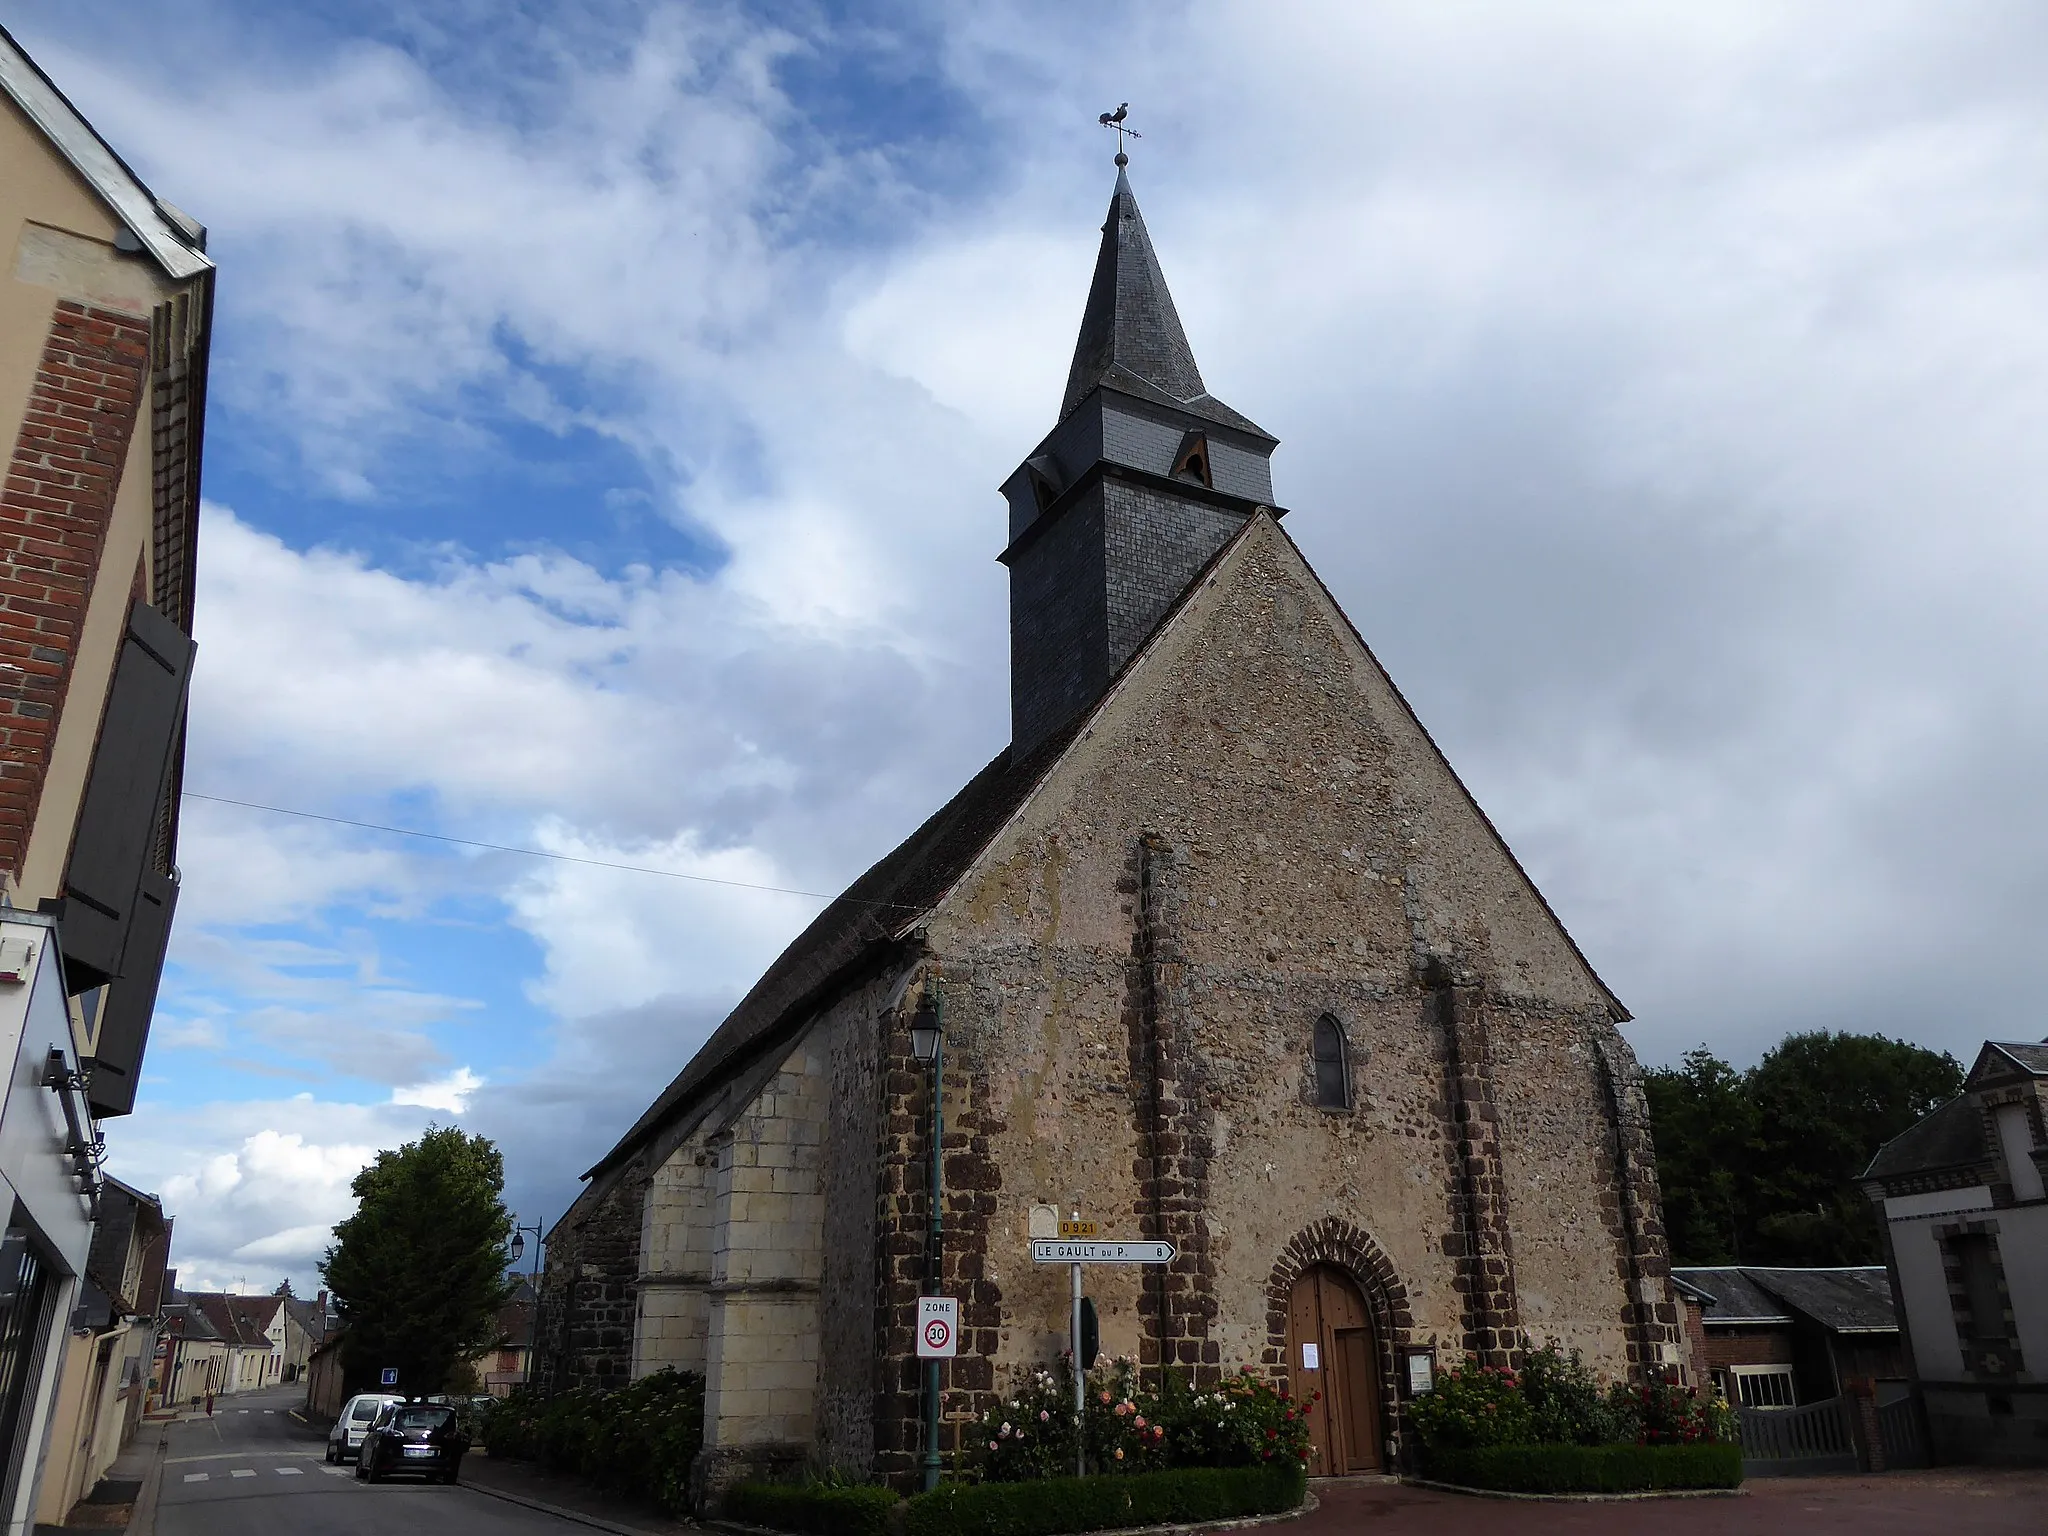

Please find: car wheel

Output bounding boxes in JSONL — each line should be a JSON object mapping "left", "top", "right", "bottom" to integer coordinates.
{"left": 365, "top": 1450, "right": 383, "bottom": 1484}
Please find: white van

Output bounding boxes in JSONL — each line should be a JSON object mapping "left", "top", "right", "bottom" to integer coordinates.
{"left": 326, "top": 1393, "right": 404, "bottom": 1462}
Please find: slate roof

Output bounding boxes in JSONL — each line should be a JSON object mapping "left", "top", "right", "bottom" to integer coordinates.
{"left": 1862, "top": 1094, "right": 1987, "bottom": 1182}
{"left": 1670, "top": 1268, "right": 1793, "bottom": 1326}
{"left": 1059, "top": 170, "right": 1272, "bottom": 440}
{"left": 1981, "top": 1041, "right": 2048, "bottom": 1078}
{"left": 1672, "top": 1266, "right": 1898, "bottom": 1334}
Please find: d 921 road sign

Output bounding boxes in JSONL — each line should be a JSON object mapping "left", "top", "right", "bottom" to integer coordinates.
{"left": 916, "top": 1296, "right": 959, "bottom": 1358}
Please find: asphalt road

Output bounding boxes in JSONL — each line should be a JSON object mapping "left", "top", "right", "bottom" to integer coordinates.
{"left": 151, "top": 1383, "right": 590, "bottom": 1535}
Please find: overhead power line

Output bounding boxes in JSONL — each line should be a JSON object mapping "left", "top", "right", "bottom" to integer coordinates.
{"left": 180, "top": 790, "right": 866, "bottom": 905}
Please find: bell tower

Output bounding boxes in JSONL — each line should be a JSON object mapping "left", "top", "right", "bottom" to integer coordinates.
{"left": 1000, "top": 168, "right": 1280, "bottom": 755}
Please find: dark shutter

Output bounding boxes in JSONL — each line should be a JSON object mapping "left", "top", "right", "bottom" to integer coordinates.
{"left": 86, "top": 868, "right": 176, "bottom": 1118}
{"left": 58, "top": 601, "right": 193, "bottom": 991}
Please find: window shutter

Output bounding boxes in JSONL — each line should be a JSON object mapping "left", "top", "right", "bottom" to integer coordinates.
{"left": 59, "top": 600, "right": 194, "bottom": 991}
{"left": 86, "top": 867, "right": 176, "bottom": 1118}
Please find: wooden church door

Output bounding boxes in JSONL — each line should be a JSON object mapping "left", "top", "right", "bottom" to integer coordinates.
{"left": 1285, "top": 1264, "right": 1383, "bottom": 1475}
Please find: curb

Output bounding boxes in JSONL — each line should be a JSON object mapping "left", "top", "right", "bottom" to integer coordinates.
{"left": 460, "top": 1475, "right": 684, "bottom": 1535}
{"left": 1401, "top": 1476, "right": 1744, "bottom": 1503}
{"left": 124, "top": 1429, "right": 169, "bottom": 1536}
{"left": 708, "top": 1490, "right": 1318, "bottom": 1536}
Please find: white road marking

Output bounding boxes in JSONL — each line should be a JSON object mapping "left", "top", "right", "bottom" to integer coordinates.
{"left": 230, "top": 1469, "right": 256, "bottom": 1478}
{"left": 263, "top": 1410, "right": 275, "bottom": 1415}
{"left": 238, "top": 1409, "right": 250, "bottom": 1414}
{"left": 276, "top": 1466, "right": 304, "bottom": 1475}
{"left": 320, "top": 1466, "right": 350, "bottom": 1476}
{"left": 183, "top": 1473, "right": 207, "bottom": 1483}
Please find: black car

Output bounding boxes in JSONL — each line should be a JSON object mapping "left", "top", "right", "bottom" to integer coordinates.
{"left": 354, "top": 1401, "right": 468, "bottom": 1484}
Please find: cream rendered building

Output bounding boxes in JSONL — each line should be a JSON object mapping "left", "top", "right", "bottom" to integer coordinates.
{"left": 0, "top": 23, "right": 212, "bottom": 1532}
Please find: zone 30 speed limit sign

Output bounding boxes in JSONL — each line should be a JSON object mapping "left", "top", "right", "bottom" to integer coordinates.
{"left": 916, "top": 1296, "right": 959, "bottom": 1358}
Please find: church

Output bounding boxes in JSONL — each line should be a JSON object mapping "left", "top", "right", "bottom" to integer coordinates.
{"left": 538, "top": 165, "right": 1688, "bottom": 1501}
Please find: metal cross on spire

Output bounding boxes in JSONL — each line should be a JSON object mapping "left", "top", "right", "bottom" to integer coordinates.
{"left": 1097, "top": 103, "right": 1141, "bottom": 166}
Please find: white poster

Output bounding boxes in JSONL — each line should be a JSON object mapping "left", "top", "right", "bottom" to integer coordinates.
{"left": 916, "top": 1296, "right": 959, "bottom": 1358}
{"left": 1407, "top": 1353, "right": 1434, "bottom": 1395}
{"left": 1300, "top": 1342, "right": 1320, "bottom": 1370}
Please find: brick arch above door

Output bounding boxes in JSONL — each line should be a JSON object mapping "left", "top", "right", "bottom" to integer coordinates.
{"left": 1263, "top": 1217, "right": 1418, "bottom": 1459}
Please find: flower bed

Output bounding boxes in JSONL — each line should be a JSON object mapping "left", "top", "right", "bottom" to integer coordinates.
{"left": 1407, "top": 1344, "right": 1741, "bottom": 1495}
{"left": 973, "top": 1359, "right": 1312, "bottom": 1480}
{"left": 480, "top": 1368, "right": 704, "bottom": 1514}
{"left": 905, "top": 1464, "right": 1306, "bottom": 1536}
{"left": 1421, "top": 1443, "right": 1742, "bottom": 1494}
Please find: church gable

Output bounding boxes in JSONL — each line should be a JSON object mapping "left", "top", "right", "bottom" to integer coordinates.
{"left": 935, "top": 511, "right": 1619, "bottom": 1021}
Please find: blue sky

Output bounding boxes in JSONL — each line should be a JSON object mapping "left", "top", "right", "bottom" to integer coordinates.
{"left": 10, "top": 0, "right": 2048, "bottom": 1290}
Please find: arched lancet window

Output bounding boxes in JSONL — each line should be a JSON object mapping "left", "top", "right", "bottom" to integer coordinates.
{"left": 1312, "top": 1014, "right": 1350, "bottom": 1110}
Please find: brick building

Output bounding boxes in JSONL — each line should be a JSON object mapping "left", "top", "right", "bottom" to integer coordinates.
{"left": 1672, "top": 1266, "right": 1904, "bottom": 1409}
{"left": 0, "top": 22, "right": 211, "bottom": 1530}
{"left": 543, "top": 165, "right": 1687, "bottom": 1504}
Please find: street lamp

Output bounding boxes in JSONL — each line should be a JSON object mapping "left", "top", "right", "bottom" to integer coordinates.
{"left": 913, "top": 990, "right": 945, "bottom": 1492}
{"left": 509, "top": 1218, "right": 546, "bottom": 1391}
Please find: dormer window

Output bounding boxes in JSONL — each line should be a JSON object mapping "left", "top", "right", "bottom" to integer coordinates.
{"left": 1171, "top": 431, "right": 1213, "bottom": 488}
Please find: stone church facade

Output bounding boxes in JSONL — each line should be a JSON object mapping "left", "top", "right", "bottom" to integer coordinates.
{"left": 540, "top": 169, "right": 1687, "bottom": 1501}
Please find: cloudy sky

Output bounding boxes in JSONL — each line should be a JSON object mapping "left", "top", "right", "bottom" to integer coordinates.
{"left": 12, "top": 0, "right": 2048, "bottom": 1292}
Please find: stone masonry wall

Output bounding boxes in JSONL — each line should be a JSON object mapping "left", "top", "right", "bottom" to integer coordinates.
{"left": 539, "top": 1157, "right": 648, "bottom": 1395}
{"left": 635, "top": 1126, "right": 715, "bottom": 1378}
{"left": 692, "top": 1036, "right": 830, "bottom": 1505}
{"left": 911, "top": 517, "right": 1667, "bottom": 1464}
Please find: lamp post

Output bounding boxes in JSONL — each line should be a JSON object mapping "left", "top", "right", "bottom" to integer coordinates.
{"left": 508, "top": 1219, "right": 546, "bottom": 1392}
{"left": 910, "top": 988, "right": 945, "bottom": 1493}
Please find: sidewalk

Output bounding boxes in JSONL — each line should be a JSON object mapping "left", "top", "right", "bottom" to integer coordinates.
{"left": 461, "top": 1450, "right": 695, "bottom": 1534}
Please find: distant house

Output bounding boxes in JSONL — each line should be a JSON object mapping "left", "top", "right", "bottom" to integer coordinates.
{"left": 1673, "top": 1266, "right": 1906, "bottom": 1410}
{"left": 1861, "top": 1040, "right": 2048, "bottom": 1465}
{"left": 481, "top": 1280, "right": 537, "bottom": 1397}
{"left": 186, "top": 1293, "right": 287, "bottom": 1394}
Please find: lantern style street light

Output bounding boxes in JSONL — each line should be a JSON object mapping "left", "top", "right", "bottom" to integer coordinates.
{"left": 509, "top": 1218, "right": 546, "bottom": 1390}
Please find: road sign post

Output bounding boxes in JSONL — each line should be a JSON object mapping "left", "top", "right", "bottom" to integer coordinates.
{"left": 1034, "top": 1231, "right": 1178, "bottom": 1475}
{"left": 379, "top": 1367, "right": 398, "bottom": 1387}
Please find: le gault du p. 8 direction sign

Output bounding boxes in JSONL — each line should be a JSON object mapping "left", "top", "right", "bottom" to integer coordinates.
{"left": 1031, "top": 1239, "right": 1177, "bottom": 1264}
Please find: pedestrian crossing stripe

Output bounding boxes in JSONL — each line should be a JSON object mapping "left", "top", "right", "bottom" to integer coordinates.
{"left": 277, "top": 1467, "right": 303, "bottom": 1475}
{"left": 183, "top": 1474, "right": 206, "bottom": 1483}
{"left": 230, "top": 1469, "right": 256, "bottom": 1478}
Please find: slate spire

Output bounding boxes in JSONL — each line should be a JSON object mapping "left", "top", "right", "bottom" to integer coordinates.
{"left": 1060, "top": 169, "right": 1206, "bottom": 420}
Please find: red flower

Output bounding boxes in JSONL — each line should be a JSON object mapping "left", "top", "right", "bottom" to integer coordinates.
{"left": 1266, "top": 1429, "right": 1278, "bottom": 1441}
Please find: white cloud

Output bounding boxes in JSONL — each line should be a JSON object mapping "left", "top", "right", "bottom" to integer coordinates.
{"left": 390, "top": 1067, "right": 485, "bottom": 1113}
{"left": 116, "top": 1107, "right": 414, "bottom": 1293}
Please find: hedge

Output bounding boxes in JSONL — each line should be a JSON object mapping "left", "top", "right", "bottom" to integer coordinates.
{"left": 904, "top": 1464, "right": 1306, "bottom": 1536}
{"left": 726, "top": 1483, "right": 901, "bottom": 1536}
{"left": 1422, "top": 1442, "right": 1742, "bottom": 1494}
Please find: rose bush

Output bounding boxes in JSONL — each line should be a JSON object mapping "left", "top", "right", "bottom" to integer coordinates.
{"left": 969, "top": 1358, "right": 1312, "bottom": 1482}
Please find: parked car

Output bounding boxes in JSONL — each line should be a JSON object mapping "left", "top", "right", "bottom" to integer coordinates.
{"left": 355, "top": 1400, "right": 469, "bottom": 1484}
{"left": 326, "top": 1393, "right": 403, "bottom": 1463}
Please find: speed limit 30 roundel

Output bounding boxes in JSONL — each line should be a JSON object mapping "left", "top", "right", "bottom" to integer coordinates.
{"left": 916, "top": 1296, "right": 959, "bottom": 1358}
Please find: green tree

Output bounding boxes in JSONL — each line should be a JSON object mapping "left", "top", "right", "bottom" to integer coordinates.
{"left": 322, "top": 1125, "right": 514, "bottom": 1394}
{"left": 1644, "top": 1031, "right": 1963, "bottom": 1268}
{"left": 1744, "top": 1031, "right": 1961, "bottom": 1265}
{"left": 1642, "top": 1048, "right": 1755, "bottom": 1264}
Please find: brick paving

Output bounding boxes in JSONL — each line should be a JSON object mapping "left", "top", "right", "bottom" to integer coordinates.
{"left": 1297, "top": 1469, "right": 2048, "bottom": 1535}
